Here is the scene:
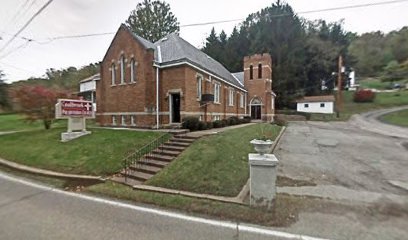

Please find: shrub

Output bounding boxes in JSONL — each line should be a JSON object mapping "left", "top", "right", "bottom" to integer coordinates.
{"left": 206, "top": 121, "right": 213, "bottom": 129}
{"left": 213, "top": 120, "right": 223, "bottom": 128}
{"left": 274, "top": 115, "right": 287, "bottom": 126}
{"left": 197, "top": 121, "right": 207, "bottom": 130}
{"left": 353, "top": 89, "right": 376, "bottom": 103}
{"left": 242, "top": 116, "right": 251, "bottom": 123}
{"left": 221, "top": 119, "right": 229, "bottom": 127}
{"left": 181, "top": 116, "right": 200, "bottom": 131}
{"left": 228, "top": 116, "right": 240, "bottom": 125}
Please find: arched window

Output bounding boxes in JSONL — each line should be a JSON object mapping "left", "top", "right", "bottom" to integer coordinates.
{"left": 130, "top": 58, "right": 136, "bottom": 83}
{"left": 258, "top": 63, "right": 262, "bottom": 78}
{"left": 249, "top": 65, "right": 253, "bottom": 80}
{"left": 120, "top": 55, "right": 125, "bottom": 84}
{"left": 111, "top": 63, "right": 116, "bottom": 85}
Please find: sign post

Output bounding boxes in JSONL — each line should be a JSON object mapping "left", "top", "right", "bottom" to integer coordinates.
{"left": 55, "top": 99, "right": 95, "bottom": 142}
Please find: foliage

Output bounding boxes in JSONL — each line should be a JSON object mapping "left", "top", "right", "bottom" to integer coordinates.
{"left": 212, "top": 120, "right": 224, "bottom": 128}
{"left": 202, "top": 1, "right": 355, "bottom": 108}
{"left": 11, "top": 85, "right": 68, "bottom": 129}
{"left": 181, "top": 116, "right": 200, "bottom": 131}
{"left": 381, "top": 60, "right": 408, "bottom": 82}
{"left": 9, "top": 63, "right": 99, "bottom": 92}
{"left": 353, "top": 89, "right": 376, "bottom": 103}
{"left": 125, "top": 0, "right": 179, "bottom": 42}
{"left": 349, "top": 27, "right": 408, "bottom": 77}
{"left": 0, "top": 70, "right": 10, "bottom": 110}
{"left": 227, "top": 116, "right": 239, "bottom": 125}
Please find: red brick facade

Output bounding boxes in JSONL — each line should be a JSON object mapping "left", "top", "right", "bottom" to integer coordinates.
{"left": 96, "top": 26, "right": 274, "bottom": 128}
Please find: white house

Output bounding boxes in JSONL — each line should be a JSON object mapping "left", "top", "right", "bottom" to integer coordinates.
{"left": 78, "top": 73, "right": 100, "bottom": 110}
{"left": 296, "top": 95, "right": 335, "bottom": 114}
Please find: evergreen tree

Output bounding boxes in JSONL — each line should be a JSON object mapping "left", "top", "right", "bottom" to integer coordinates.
{"left": 125, "top": 0, "right": 180, "bottom": 42}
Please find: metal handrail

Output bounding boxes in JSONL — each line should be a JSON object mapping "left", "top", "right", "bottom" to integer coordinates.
{"left": 122, "top": 133, "right": 171, "bottom": 182}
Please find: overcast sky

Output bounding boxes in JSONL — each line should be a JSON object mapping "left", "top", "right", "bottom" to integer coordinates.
{"left": 0, "top": 0, "right": 407, "bottom": 83}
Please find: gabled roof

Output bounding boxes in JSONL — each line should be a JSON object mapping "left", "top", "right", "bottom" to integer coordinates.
{"left": 79, "top": 73, "right": 100, "bottom": 83}
{"left": 153, "top": 33, "right": 244, "bottom": 90}
{"left": 296, "top": 95, "right": 335, "bottom": 103}
{"left": 231, "top": 72, "right": 244, "bottom": 86}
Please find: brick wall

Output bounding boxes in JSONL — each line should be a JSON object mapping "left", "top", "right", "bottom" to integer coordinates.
{"left": 243, "top": 53, "right": 275, "bottom": 121}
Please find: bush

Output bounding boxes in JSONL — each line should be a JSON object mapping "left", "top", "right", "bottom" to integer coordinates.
{"left": 206, "top": 121, "right": 213, "bottom": 129}
{"left": 182, "top": 116, "right": 200, "bottom": 131}
{"left": 242, "top": 116, "right": 251, "bottom": 123}
{"left": 228, "top": 116, "right": 240, "bottom": 125}
{"left": 213, "top": 120, "right": 223, "bottom": 128}
{"left": 274, "top": 115, "right": 287, "bottom": 126}
{"left": 221, "top": 119, "right": 229, "bottom": 127}
{"left": 353, "top": 89, "right": 376, "bottom": 103}
{"left": 197, "top": 121, "right": 207, "bottom": 130}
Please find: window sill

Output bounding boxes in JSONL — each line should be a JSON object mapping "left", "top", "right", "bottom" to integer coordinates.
{"left": 119, "top": 83, "right": 126, "bottom": 86}
{"left": 213, "top": 102, "right": 221, "bottom": 105}
{"left": 128, "top": 81, "right": 137, "bottom": 85}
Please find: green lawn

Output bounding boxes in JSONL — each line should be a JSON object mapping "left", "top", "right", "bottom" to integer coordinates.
{"left": 0, "top": 114, "right": 92, "bottom": 131}
{"left": 359, "top": 78, "right": 407, "bottom": 90}
{"left": 310, "top": 90, "right": 408, "bottom": 121}
{"left": 379, "top": 109, "right": 408, "bottom": 127}
{"left": 147, "top": 123, "right": 282, "bottom": 197}
{"left": 0, "top": 128, "right": 162, "bottom": 176}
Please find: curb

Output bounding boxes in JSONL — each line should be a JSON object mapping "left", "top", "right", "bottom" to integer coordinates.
{"left": 0, "top": 157, "right": 105, "bottom": 182}
{"left": 271, "top": 126, "right": 287, "bottom": 153}
{"left": 133, "top": 185, "right": 244, "bottom": 205}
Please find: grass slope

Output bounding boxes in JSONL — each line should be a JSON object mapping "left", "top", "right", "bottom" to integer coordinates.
{"left": 0, "top": 128, "right": 161, "bottom": 176}
{"left": 380, "top": 109, "right": 408, "bottom": 127}
{"left": 147, "top": 124, "right": 282, "bottom": 197}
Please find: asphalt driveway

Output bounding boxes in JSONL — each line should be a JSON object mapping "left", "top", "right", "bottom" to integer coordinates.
{"left": 275, "top": 120, "right": 408, "bottom": 195}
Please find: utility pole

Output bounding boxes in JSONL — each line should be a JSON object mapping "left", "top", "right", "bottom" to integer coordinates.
{"left": 336, "top": 55, "right": 343, "bottom": 118}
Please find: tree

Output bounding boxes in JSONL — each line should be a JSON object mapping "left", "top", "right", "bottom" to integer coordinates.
{"left": 12, "top": 85, "right": 68, "bottom": 129}
{"left": 125, "top": 0, "right": 179, "bottom": 42}
{"left": 0, "top": 70, "right": 10, "bottom": 110}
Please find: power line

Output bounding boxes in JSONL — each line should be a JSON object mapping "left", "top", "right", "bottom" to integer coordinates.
{"left": 0, "top": 0, "right": 54, "bottom": 54}
{"left": 1, "top": 0, "right": 407, "bottom": 56}
{"left": 180, "top": 0, "right": 408, "bottom": 27}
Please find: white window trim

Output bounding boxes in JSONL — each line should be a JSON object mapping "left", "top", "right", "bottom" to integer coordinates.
{"left": 121, "top": 115, "right": 126, "bottom": 126}
{"left": 229, "top": 89, "right": 234, "bottom": 106}
{"left": 130, "top": 115, "right": 136, "bottom": 126}
{"left": 112, "top": 116, "right": 117, "bottom": 125}
{"left": 239, "top": 93, "right": 244, "bottom": 108}
{"left": 120, "top": 55, "right": 125, "bottom": 84}
{"left": 214, "top": 82, "right": 220, "bottom": 103}
{"left": 111, "top": 64, "right": 116, "bottom": 86}
{"left": 130, "top": 58, "right": 136, "bottom": 83}
{"left": 197, "top": 75, "right": 203, "bottom": 100}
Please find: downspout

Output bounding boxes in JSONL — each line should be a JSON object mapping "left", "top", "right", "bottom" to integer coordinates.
{"left": 156, "top": 46, "right": 162, "bottom": 129}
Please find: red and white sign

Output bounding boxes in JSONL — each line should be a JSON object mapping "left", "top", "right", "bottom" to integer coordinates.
{"left": 55, "top": 99, "right": 94, "bottom": 119}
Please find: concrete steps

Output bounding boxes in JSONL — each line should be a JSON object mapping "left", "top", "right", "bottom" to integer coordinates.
{"left": 120, "top": 134, "right": 199, "bottom": 186}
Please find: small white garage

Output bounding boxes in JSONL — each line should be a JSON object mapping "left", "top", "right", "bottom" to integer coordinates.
{"left": 296, "top": 95, "right": 335, "bottom": 114}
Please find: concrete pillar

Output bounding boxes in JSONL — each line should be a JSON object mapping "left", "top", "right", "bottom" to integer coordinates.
{"left": 249, "top": 153, "right": 279, "bottom": 209}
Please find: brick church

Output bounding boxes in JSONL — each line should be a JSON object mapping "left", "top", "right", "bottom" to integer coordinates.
{"left": 96, "top": 24, "right": 275, "bottom": 128}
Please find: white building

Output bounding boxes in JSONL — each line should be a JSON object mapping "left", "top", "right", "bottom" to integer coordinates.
{"left": 296, "top": 95, "right": 335, "bottom": 114}
{"left": 78, "top": 73, "right": 100, "bottom": 110}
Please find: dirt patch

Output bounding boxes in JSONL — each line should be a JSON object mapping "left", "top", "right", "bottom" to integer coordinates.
{"left": 63, "top": 179, "right": 102, "bottom": 192}
{"left": 276, "top": 176, "right": 317, "bottom": 187}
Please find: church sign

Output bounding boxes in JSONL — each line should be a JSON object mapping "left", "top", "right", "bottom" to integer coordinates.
{"left": 56, "top": 99, "right": 94, "bottom": 118}
{"left": 55, "top": 99, "right": 95, "bottom": 142}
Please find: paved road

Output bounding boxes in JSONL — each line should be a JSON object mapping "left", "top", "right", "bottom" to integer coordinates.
{"left": 349, "top": 105, "right": 408, "bottom": 139}
{"left": 276, "top": 120, "right": 408, "bottom": 195}
{"left": 0, "top": 172, "right": 324, "bottom": 240}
